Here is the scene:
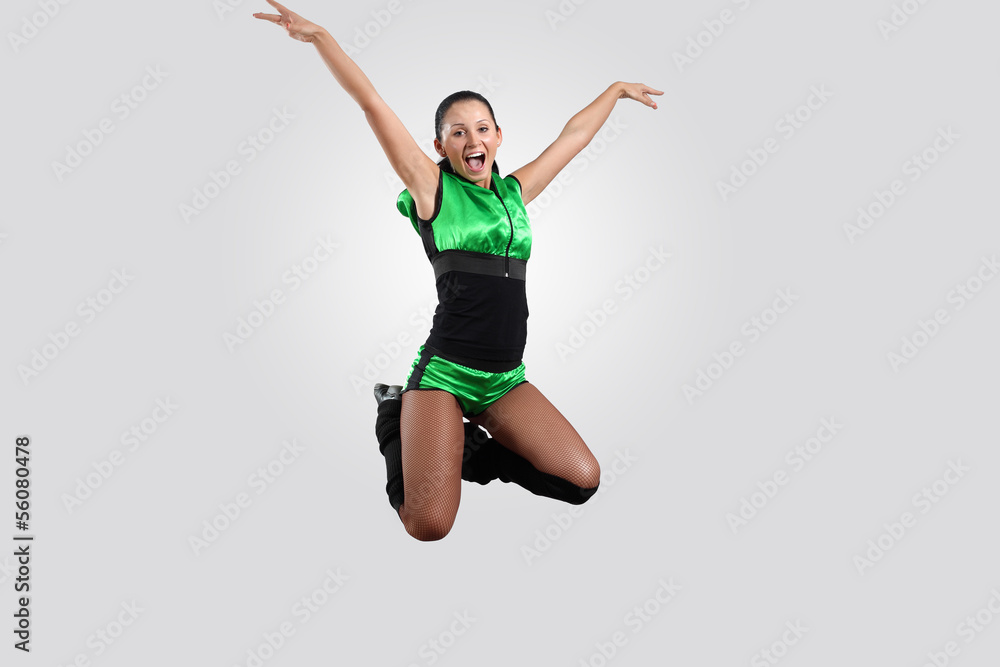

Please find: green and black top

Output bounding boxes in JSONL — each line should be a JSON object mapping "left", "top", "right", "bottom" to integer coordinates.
{"left": 397, "top": 164, "right": 532, "bottom": 365}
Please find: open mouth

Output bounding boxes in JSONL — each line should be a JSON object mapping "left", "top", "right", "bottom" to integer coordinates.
{"left": 464, "top": 151, "right": 486, "bottom": 172}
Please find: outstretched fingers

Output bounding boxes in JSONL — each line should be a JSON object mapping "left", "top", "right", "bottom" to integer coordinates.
{"left": 253, "top": 1, "right": 324, "bottom": 42}
{"left": 252, "top": 0, "right": 290, "bottom": 27}
{"left": 620, "top": 82, "right": 664, "bottom": 109}
{"left": 264, "top": 0, "right": 293, "bottom": 17}
{"left": 644, "top": 85, "right": 664, "bottom": 108}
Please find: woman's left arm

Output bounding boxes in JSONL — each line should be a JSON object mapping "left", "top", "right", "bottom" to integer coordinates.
{"left": 511, "top": 82, "right": 662, "bottom": 206}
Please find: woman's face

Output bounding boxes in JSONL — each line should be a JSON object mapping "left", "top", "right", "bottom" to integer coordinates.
{"left": 435, "top": 100, "right": 502, "bottom": 185}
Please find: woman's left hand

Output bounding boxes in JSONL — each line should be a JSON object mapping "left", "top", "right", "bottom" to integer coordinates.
{"left": 617, "top": 82, "right": 664, "bottom": 109}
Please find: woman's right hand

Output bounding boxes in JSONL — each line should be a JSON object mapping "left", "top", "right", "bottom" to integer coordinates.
{"left": 253, "top": 0, "right": 325, "bottom": 43}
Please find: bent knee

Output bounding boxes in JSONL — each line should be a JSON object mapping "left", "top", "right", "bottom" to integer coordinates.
{"left": 400, "top": 508, "right": 457, "bottom": 542}
{"left": 569, "top": 457, "right": 601, "bottom": 505}
{"left": 568, "top": 455, "right": 601, "bottom": 491}
{"left": 403, "top": 518, "right": 454, "bottom": 542}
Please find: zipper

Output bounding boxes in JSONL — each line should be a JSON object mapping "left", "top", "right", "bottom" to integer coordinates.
{"left": 492, "top": 183, "right": 514, "bottom": 278}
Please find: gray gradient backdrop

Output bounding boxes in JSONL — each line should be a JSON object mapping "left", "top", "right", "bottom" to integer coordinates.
{"left": 3, "top": 0, "right": 1000, "bottom": 665}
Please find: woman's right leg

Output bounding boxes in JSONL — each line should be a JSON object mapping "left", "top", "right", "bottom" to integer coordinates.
{"left": 397, "top": 389, "right": 465, "bottom": 541}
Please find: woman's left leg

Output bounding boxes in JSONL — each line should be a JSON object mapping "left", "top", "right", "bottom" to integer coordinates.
{"left": 468, "top": 382, "right": 601, "bottom": 504}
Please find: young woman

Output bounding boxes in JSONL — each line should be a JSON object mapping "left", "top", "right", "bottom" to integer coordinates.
{"left": 255, "top": 1, "right": 662, "bottom": 541}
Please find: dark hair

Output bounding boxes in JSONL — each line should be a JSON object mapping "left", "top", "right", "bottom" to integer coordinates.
{"left": 434, "top": 90, "right": 500, "bottom": 175}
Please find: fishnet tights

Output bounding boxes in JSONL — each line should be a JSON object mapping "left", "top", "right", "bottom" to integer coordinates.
{"left": 396, "top": 382, "right": 601, "bottom": 541}
{"left": 398, "top": 390, "right": 465, "bottom": 541}
{"left": 469, "top": 382, "right": 601, "bottom": 489}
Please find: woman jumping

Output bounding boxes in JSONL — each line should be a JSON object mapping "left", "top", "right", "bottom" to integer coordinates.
{"left": 255, "top": 1, "right": 662, "bottom": 541}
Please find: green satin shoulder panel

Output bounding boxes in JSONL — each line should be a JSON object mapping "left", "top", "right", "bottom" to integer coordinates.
{"left": 396, "top": 170, "right": 532, "bottom": 261}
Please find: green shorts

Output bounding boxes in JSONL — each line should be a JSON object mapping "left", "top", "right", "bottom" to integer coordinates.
{"left": 403, "top": 345, "right": 527, "bottom": 417}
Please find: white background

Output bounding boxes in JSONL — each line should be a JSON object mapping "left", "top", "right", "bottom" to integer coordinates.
{"left": 2, "top": 0, "right": 999, "bottom": 665}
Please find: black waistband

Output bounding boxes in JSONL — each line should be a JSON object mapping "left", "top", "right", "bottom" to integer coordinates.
{"left": 432, "top": 250, "right": 526, "bottom": 281}
{"left": 424, "top": 345, "right": 522, "bottom": 373}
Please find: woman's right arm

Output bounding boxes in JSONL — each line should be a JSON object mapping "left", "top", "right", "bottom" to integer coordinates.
{"left": 312, "top": 30, "right": 439, "bottom": 204}
{"left": 255, "top": 2, "right": 438, "bottom": 215}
